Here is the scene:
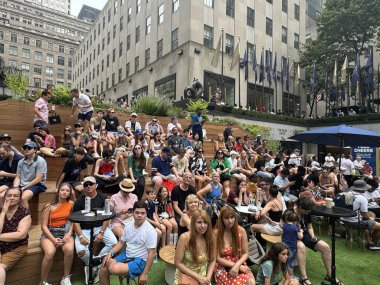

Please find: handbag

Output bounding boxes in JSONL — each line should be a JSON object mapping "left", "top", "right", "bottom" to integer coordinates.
{"left": 179, "top": 272, "right": 199, "bottom": 285}
{"left": 48, "top": 110, "right": 61, "bottom": 125}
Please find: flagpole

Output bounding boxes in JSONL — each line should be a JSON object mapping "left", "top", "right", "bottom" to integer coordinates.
{"left": 262, "top": 46, "right": 265, "bottom": 112}
{"left": 275, "top": 51, "right": 278, "bottom": 114}
{"left": 309, "top": 61, "right": 317, "bottom": 119}
{"left": 287, "top": 57, "right": 290, "bottom": 115}
{"left": 298, "top": 69, "right": 301, "bottom": 117}
{"left": 292, "top": 59, "right": 296, "bottom": 116}
{"left": 221, "top": 28, "right": 224, "bottom": 104}
{"left": 378, "top": 64, "right": 380, "bottom": 112}
{"left": 254, "top": 44, "right": 257, "bottom": 110}
{"left": 325, "top": 62, "right": 328, "bottom": 117}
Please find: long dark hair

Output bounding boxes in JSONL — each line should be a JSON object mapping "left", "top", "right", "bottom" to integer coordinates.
{"left": 260, "top": 242, "right": 288, "bottom": 276}
{"left": 132, "top": 144, "right": 146, "bottom": 168}
{"left": 215, "top": 206, "right": 240, "bottom": 256}
{"left": 43, "top": 183, "right": 73, "bottom": 210}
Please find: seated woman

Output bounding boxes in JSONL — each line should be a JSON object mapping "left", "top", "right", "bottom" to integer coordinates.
{"left": 239, "top": 150, "right": 256, "bottom": 176}
{"left": 70, "top": 122, "right": 93, "bottom": 164}
{"left": 191, "top": 133, "right": 203, "bottom": 151}
{"left": 130, "top": 129, "right": 149, "bottom": 157}
{"left": 226, "top": 136, "right": 235, "bottom": 152}
{"left": 40, "top": 183, "right": 74, "bottom": 285}
{"left": 98, "top": 129, "right": 115, "bottom": 155}
{"left": 251, "top": 185, "right": 284, "bottom": 236}
{"left": 127, "top": 144, "right": 147, "bottom": 200}
{"left": 214, "top": 206, "right": 255, "bottom": 285}
{"left": 172, "top": 148, "right": 189, "bottom": 177}
{"left": 109, "top": 178, "right": 138, "bottom": 238}
{"left": 299, "top": 178, "right": 325, "bottom": 206}
{"left": 35, "top": 126, "right": 57, "bottom": 157}
{"left": 0, "top": 188, "right": 32, "bottom": 285}
{"left": 174, "top": 209, "right": 216, "bottom": 285}
{"left": 197, "top": 172, "right": 223, "bottom": 205}
{"left": 189, "top": 148, "right": 211, "bottom": 190}
{"left": 178, "top": 194, "right": 200, "bottom": 237}
{"left": 227, "top": 180, "right": 250, "bottom": 206}
{"left": 229, "top": 151, "right": 246, "bottom": 181}
{"left": 149, "top": 132, "right": 165, "bottom": 157}
{"left": 54, "top": 126, "right": 72, "bottom": 157}
{"left": 94, "top": 149, "right": 124, "bottom": 193}
{"left": 214, "top": 133, "right": 227, "bottom": 153}
{"left": 87, "top": 131, "right": 100, "bottom": 159}
{"left": 318, "top": 169, "right": 335, "bottom": 197}
{"left": 210, "top": 150, "right": 232, "bottom": 197}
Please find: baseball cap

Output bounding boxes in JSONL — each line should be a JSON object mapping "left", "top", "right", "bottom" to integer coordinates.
{"left": 162, "top": 147, "right": 170, "bottom": 153}
{"left": 135, "top": 129, "right": 143, "bottom": 135}
{"left": 23, "top": 141, "right": 38, "bottom": 148}
{"left": 74, "top": 121, "right": 83, "bottom": 127}
{"left": 83, "top": 176, "right": 96, "bottom": 184}
{"left": 0, "top": 134, "right": 11, "bottom": 139}
{"left": 90, "top": 131, "right": 98, "bottom": 139}
{"left": 131, "top": 112, "right": 137, "bottom": 117}
{"left": 171, "top": 116, "right": 177, "bottom": 121}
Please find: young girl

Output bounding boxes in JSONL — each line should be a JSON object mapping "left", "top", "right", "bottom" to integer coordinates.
{"left": 255, "top": 242, "right": 299, "bottom": 285}
{"left": 144, "top": 188, "right": 164, "bottom": 248}
{"left": 156, "top": 186, "right": 178, "bottom": 245}
{"left": 281, "top": 211, "right": 303, "bottom": 277}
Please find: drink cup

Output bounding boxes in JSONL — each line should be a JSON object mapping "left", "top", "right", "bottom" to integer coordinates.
{"left": 325, "top": 197, "right": 333, "bottom": 208}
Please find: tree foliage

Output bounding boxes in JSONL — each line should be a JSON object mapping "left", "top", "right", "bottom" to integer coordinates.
{"left": 4, "top": 72, "right": 29, "bottom": 98}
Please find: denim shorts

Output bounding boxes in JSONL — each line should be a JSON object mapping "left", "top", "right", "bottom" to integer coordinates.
{"left": 114, "top": 251, "right": 146, "bottom": 279}
{"left": 23, "top": 184, "right": 47, "bottom": 195}
{"left": 78, "top": 111, "right": 93, "bottom": 121}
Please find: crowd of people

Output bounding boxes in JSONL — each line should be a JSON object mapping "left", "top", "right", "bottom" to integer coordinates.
{"left": 0, "top": 87, "right": 379, "bottom": 285}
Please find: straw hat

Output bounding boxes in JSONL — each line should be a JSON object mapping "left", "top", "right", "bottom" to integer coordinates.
{"left": 119, "top": 178, "right": 135, "bottom": 192}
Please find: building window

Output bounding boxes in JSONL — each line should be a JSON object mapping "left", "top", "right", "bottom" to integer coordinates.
{"left": 266, "top": 0, "right": 272, "bottom": 4}
{"left": 118, "top": 68, "right": 122, "bottom": 82}
{"left": 146, "top": 16, "right": 151, "bottom": 34}
{"left": 204, "top": 0, "right": 213, "bottom": 7}
{"left": 282, "top": 0, "right": 288, "bottom": 13}
{"left": 68, "top": 70, "right": 72, "bottom": 80}
{"left": 98, "top": 44, "right": 100, "bottom": 55}
{"left": 225, "top": 34, "right": 234, "bottom": 55}
{"left": 145, "top": 48, "right": 150, "bottom": 66}
{"left": 173, "top": 0, "right": 179, "bottom": 12}
{"left": 113, "top": 48, "right": 116, "bottom": 62}
{"left": 294, "top": 4, "right": 300, "bottom": 21}
{"left": 120, "top": 16, "right": 124, "bottom": 31}
{"left": 247, "top": 42, "right": 254, "bottom": 62}
{"left": 135, "top": 26, "right": 140, "bottom": 43}
{"left": 36, "top": 39, "right": 42, "bottom": 48}
{"left": 113, "top": 24, "right": 117, "bottom": 38}
{"left": 69, "top": 48, "right": 74, "bottom": 55}
{"left": 282, "top": 26, "right": 288, "bottom": 43}
{"left": 247, "top": 7, "right": 254, "bottom": 28}
{"left": 24, "top": 37, "right": 30, "bottom": 45}
{"left": 102, "top": 38, "right": 105, "bottom": 50}
{"left": 46, "top": 54, "right": 54, "bottom": 63}
{"left": 46, "top": 67, "right": 53, "bottom": 77}
{"left": 155, "top": 74, "right": 176, "bottom": 100}
{"left": 266, "top": 18, "right": 273, "bottom": 36}
{"left": 204, "top": 71, "right": 235, "bottom": 106}
{"left": 34, "top": 64, "right": 42, "bottom": 75}
{"left": 48, "top": 42, "right": 53, "bottom": 50}
{"left": 158, "top": 4, "right": 164, "bottom": 24}
{"left": 157, "top": 39, "right": 163, "bottom": 59}
{"left": 135, "top": 56, "right": 139, "bottom": 72}
{"left": 35, "top": 51, "right": 42, "bottom": 61}
{"left": 11, "top": 33, "right": 17, "bottom": 43}
{"left": 203, "top": 25, "right": 213, "bottom": 48}
{"left": 68, "top": 58, "right": 72, "bottom": 67}
{"left": 101, "top": 81, "right": 104, "bottom": 93}
{"left": 119, "top": 42, "right": 123, "bottom": 57}
{"left": 226, "top": 0, "right": 234, "bottom": 17}
{"left": 107, "top": 32, "right": 111, "bottom": 44}
{"left": 126, "top": 62, "right": 130, "bottom": 77}
{"left": 106, "top": 77, "right": 109, "bottom": 89}
{"left": 97, "top": 64, "right": 100, "bottom": 75}
{"left": 114, "top": 0, "right": 118, "bottom": 14}
{"left": 112, "top": 73, "right": 116, "bottom": 86}
{"left": 0, "top": 44, "right": 3, "bottom": 54}
{"left": 57, "top": 69, "right": 64, "bottom": 79}
{"left": 34, "top": 78, "right": 41, "bottom": 88}
{"left": 294, "top": 33, "right": 300, "bottom": 49}
{"left": 128, "top": 7, "right": 132, "bottom": 22}
{"left": 108, "top": 8, "right": 111, "bottom": 22}
{"left": 171, "top": 28, "right": 178, "bottom": 50}
{"left": 9, "top": 60, "right": 17, "bottom": 68}
{"left": 127, "top": 35, "right": 131, "bottom": 50}
{"left": 0, "top": 31, "right": 4, "bottom": 40}
{"left": 58, "top": 56, "right": 65, "bottom": 65}
{"left": 136, "top": 0, "right": 141, "bottom": 13}
{"left": 59, "top": 45, "right": 64, "bottom": 53}
{"left": 103, "top": 16, "right": 105, "bottom": 29}
{"left": 22, "top": 48, "right": 30, "bottom": 58}
{"left": 21, "top": 62, "right": 30, "bottom": 72}
{"left": 107, "top": 55, "right": 110, "bottom": 67}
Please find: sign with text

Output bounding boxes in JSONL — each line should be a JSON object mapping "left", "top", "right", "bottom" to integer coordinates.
{"left": 352, "top": 146, "right": 376, "bottom": 175}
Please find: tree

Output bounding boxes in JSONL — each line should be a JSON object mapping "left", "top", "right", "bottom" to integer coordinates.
{"left": 300, "top": 0, "right": 380, "bottom": 90}
{"left": 4, "top": 72, "right": 29, "bottom": 98}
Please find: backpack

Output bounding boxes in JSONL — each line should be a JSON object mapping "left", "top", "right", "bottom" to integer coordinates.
{"left": 334, "top": 191, "right": 357, "bottom": 210}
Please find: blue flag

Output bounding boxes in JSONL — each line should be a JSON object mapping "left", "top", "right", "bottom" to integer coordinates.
{"left": 272, "top": 53, "right": 277, "bottom": 82}
{"left": 243, "top": 49, "right": 248, "bottom": 81}
{"left": 330, "top": 85, "right": 337, "bottom": 102}
{"left": 259, "top": 49, "right": 265, "bottom": 83}
{"left": 280, "top": 59, "right": 284, "bottom": 86}
{"left": 365, "top": 49, "right": 373, "bottom": 85}
{"left": 253, "top": 46, "right": 258, "bottom": 82}
{"left": 286, "top": 59, "right": 290, "bottom": 91}
{"left": 265, "top": 50, "right": 271, "bottom": 85}
{"left": 351, "top": 53, "right": 360, "bottom": 86}
{"left": 310, "top": 62, "right": 316, "bottom": 94}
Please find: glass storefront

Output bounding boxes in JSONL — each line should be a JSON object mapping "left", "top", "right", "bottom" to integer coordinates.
{"left": 247, "top": 83, "right": 274, "bottom": 112}
{"left": 204, "top": 71, "right": 235, "bottom": 106}
{"left": 282, "top": 92, "right": 300, "bottom": 116}
{"left": 154, "top": 74, "right": 176, "bottom": 100}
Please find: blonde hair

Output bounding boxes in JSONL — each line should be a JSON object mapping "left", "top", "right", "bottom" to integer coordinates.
{"left": 184, "top": 194, "right": 199, "bottom": 212}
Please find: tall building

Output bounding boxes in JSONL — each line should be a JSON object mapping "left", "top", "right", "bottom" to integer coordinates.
{"left": 73, "top": 0, "right": 306, "bottom": 114}
{"left": 0, "top": 0, "right": 92, "bottom": 90}
{"left": 26, "top": 0, "right": 71, "bottom": 15}
{"left": 78, "top": 5, "right": 101, "bottom": 22}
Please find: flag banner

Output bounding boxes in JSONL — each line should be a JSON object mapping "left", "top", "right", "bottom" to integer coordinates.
{"left": 333, "top": 59, "right": 337, "bottom": 86}
{"left": 316, "top": 90, "right": 324, "bottom": 101}
{"left": 365, "top": 48, "right": 373, "bottom": 94}
{"left": 330, "top": 85, "right": 337, "bottom": 102}
{"left": 272, "top": 53, "right": 277, "bottom": 82}
{"left": 286, "top": 59, "right": 290, "bottom": 91}
{"left": 310, "top": 62, "right": 316, "bottom": 94}
{"left": 351, "top": 53, "right": 360, "bottom": 86}
{"left": 243, "top": 49, "right": 248, "bottom": 81}
{"left": 341, "top": 55, "right": 348, "bottom": 83}
{"left": 259, "top": 49, "right": 265, "bottom": 83}
{"left": 253, "top": 46, "right": 258, "bottom": 82}
{"left": 230, "top": 41, "right": 240, "bottom": 70}
{"left": 280, "top": 59, "right": 284, "bottom": 86}
{"left": 296, "top": 63, "right": 300, "bottom": 85}
{"left": 211, "top": 35, "right": 222, "bottom": 68}
{"left": 265, "top": 50, "right": 272, "bottom": 85}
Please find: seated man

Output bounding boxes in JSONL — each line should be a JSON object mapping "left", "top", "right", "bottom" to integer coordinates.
{"left": 167, "top": 116, "right": 182, "bottom": 138}
{"left": 0, "top": 134, "right": 22, "bottom": 156}
{"left": 0, "top": 143, "right": 24, "bottom": 201}
{"left": 55, "top": 147, "right": 88, "bottom": 194}
{"left": 254, "top": 153, "right": 274, "bottom": 179}
{"left": 99, "top": 201, "right": 157, "bottom": 285}
{"left": 273, "top": 168, "right": 297, "bottom": 205}
{"left": 13, "top": 141, "right": 47, "bottom": 209}
{"left": 124, "top": 112, "right": 141, "bottom": 137}
{"left": 363, "top": 178, "right": 380, "bottom": 218}
{"left": 73, "top": 176, "right": 117, "bottom": 283}
{"left": 151, "top": 147, "right": 179, "bottom": 191}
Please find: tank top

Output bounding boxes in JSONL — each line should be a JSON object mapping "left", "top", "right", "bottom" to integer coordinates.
{"left": 153, "top": 141, "right": 161, "bottom": 150}
{"left": 205, "top": 182, "right": 222, "bottom": 203}
{"left": 99, "top": 161, "right": 114, "bottom": 175}
{"left": 44, "top": 134, "right": 56, "bottom": 149}
{"left": 178, "top": 212, "right": 190, "bottom": 237}
{"left": 49, "top": 200, "right": 72, "bottom": 227}
{"left": 268, "top": 200, "right": 283, "bottom": 222}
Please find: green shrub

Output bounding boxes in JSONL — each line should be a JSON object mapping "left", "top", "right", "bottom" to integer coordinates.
{"left": 167, "top": 106, "right": 187, "bottom": 119}
{"left": 131, "top": 94, "right": 173, "bottom": 116}
{"left": 50, "top": 85, "right": 72, "bottom": 106}
{"left": 241, "top": 123, "right": 271, "bottom": 138}
{"left": 266, "top": 139, "right": 281, "bottom": 153}
{"left": 0, "top": 94, "right": 12, "bottom": 101}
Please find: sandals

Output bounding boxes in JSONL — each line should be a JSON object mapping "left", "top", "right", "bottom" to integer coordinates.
{"left": 301, "top": 278, "right": 313, "bottom": 285}
{"left": 325, "top": 275, "right": 345, "bottom": 285}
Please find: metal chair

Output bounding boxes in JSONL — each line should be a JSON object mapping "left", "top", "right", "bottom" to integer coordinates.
{"left": 341, "top": 221, "right": 366, "bottom": 252}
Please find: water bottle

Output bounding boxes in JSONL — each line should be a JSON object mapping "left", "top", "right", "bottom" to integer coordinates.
{"left": 85, "top": 197, "right": 91, "bottom": 212}
{"left": 257, "top": 199, "right": 262, "bottom": 211}
{"left": 169, "top": 233, "right": 174, "bottom": 245}
{"left": 248, "top": 192, "right": 253, "bottom": 206}
{"left": 104, "top": 199, "right": 110, "bottom": 214}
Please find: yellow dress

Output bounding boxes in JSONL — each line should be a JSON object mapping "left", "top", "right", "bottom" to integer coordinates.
{"left": 174, "top": 250, "right": 209, "bottom": 285}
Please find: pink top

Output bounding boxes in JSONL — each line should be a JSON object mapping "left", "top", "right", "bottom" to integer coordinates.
{"left": 34, "top": 97, "right": 49, "bottom": 123}
{"left": 44, "top": 134, "right": 56, "bottom": 149}
{"left": 110, "top": 191, "right": 138, "bottom": 227}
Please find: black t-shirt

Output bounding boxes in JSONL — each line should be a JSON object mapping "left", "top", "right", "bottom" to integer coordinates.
{"left": 27, "top": 131, "right": 40, "bottom": 143}
{"left": 62, "top": 158, "right": 87, "bottom": 182}
{"left": 73, "top": 192, "right": 106, "bottom": 229}
{"left": 168, "top": 136, "right": 182, "bottom": 155}
{"left": 104, "top": 115, "right": 120, "bottom": 132}
{"left": 288, "top": 173, "right": 304, "bottom": 196}
{"left": 171, "top": 185, "right": 196, "bottom": 213}
{"left": 223, "top": 127, "right": 232, "bottom": 140}
{"left": 254, "top": 159, "right": 266, "bottom": 171}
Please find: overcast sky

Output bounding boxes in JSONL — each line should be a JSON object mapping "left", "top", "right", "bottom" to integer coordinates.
{"left": 71, "top": 0, "right": 108, "bottom": 16}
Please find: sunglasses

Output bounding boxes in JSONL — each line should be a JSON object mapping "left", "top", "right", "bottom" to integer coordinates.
{"left": 152, "top": 120, "right": 157, "bottom": 123}
{"left": 2, "top": 138, "right": 11, "bottom": 141}
{"left": 134, "top": 147, "right": 141, "bottom": 150}
{"left": 83, "top": 182, "right": 94, "bottom": 187}
{"left": 75, "top": 125, "right": 82, "bottom": 128}
{"left": 198, "top": 150, "right": 204, "bottom": 153}
{"left": 132, "top": 115, "right": 137, "bottom": 118}
{"left": 110, "top": 111, "right": 115, "bottom": 113}
{"left": 64, "top": 129, "right": 71, "bottom": 132}
{"left": 217, "top": 152, "right": 223, "bottom": 154}
{"left": 22, "top": 146, "right": 34, "bottom": 150}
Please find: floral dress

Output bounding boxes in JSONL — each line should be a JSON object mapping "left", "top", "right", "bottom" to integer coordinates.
{"left": 174, "top": 251, "right": 208, "bottom": 285}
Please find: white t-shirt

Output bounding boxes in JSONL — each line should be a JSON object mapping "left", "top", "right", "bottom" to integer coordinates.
{"left": 341, "top": 193, "right": 367, "bottom": 223}
{"left": 121, "top": 220, "right": 157, "bottom": 261}
{"left": 324, "top": 156, "right": 335, "bottom": 167}
{"left": 73, "top": 93, "right": 93, "bottom": 114}
{"left": 363, "top": 190, "right": 380, "bottom": 209}
{"left": 167, "top": 122, "right": 182, "bottom": 137}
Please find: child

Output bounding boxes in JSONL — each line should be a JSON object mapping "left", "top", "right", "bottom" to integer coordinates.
{"left": 144, "top": 188, "right": 164, "bottom": 249}
{"left": 256, "top": 242, "right": 299, "bottom": 285}
{"left": 282, "top": 211, "right": 303, "bottom": 276}
{"left": 156, "top": 186, "right": 178, "bottom": 245}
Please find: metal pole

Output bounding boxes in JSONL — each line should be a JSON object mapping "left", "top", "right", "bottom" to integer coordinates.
{"left": 378, "top": 64, "right": 380, "bottom": 113}
{"left": 292, "top": 59, "right": 296, "bottom": 116}
{"left": 221, "top": 28, "right": 224, "bottom": 104}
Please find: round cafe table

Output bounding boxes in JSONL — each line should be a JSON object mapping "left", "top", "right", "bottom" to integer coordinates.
{"left": 69, "top": 210, "right": 115, "bottom": 285}
{"left": 311, "top": 205, "right": 356, "bottom": 285}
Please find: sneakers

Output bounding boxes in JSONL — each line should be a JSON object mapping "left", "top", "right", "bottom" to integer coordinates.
{"left": 369, "top": 242, "right": 380, "bottom": 250}
{"left": 60, "top": 275, "right": 72, "bottom": 285}
{"left": 153, "top": 255, "right": 158, "bottom": 264}
{"left": 42, "top": 282, "right": 52, "bottom": 285}
{"left": 84, "top": 266, "right": 89, "bottom": 285}
{"left": 84, "top": 265, "right": 100, "bottom": 284}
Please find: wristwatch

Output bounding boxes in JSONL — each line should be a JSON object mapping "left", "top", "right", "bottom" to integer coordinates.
{"left": 79, "top": 235, "right": 84, "bottom": 239}
{"left": 99, "top": 230, "right": 105, "bottom": 234}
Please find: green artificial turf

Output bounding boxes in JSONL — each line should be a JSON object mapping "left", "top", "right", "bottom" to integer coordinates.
{"left": 72, "top": 231, "right": 379, "bottom": 285}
